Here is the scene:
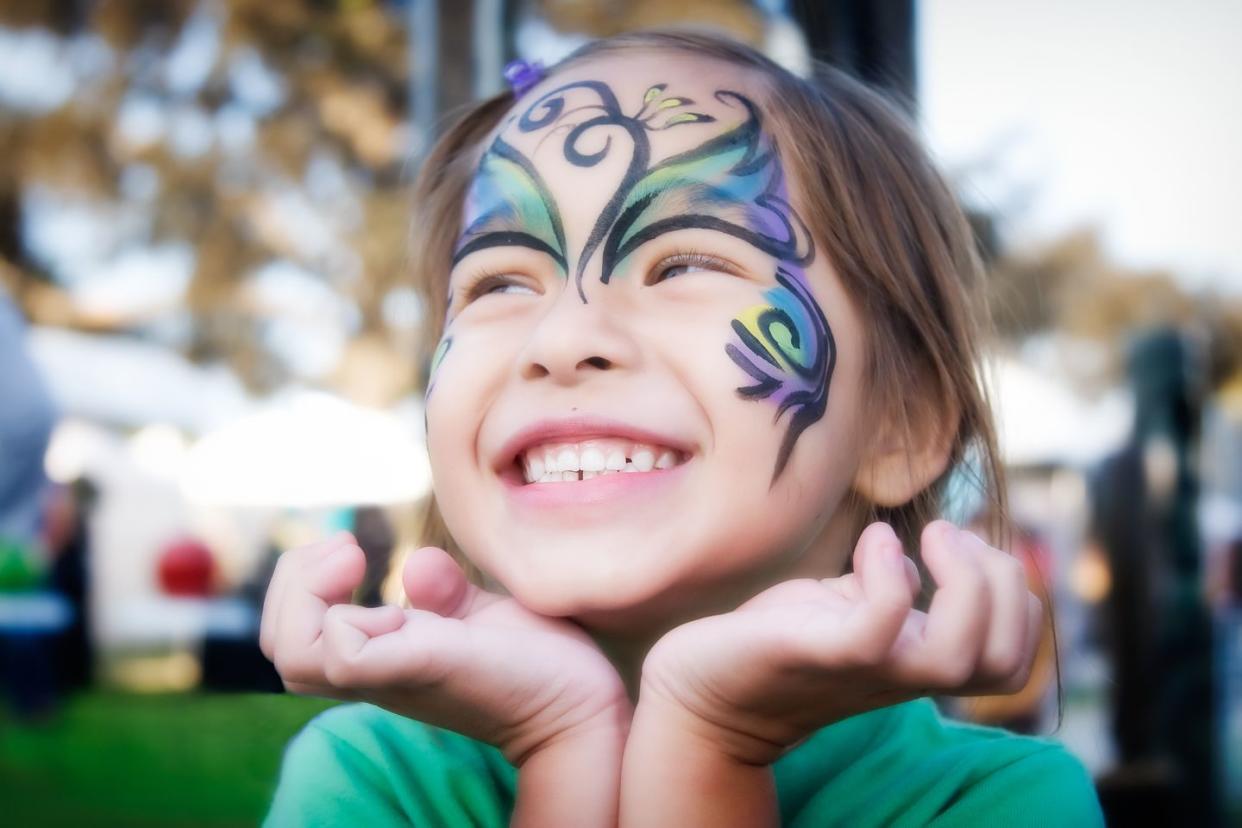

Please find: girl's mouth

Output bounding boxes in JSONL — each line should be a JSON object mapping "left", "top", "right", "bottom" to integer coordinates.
{"left": 515, "top": 438, "right": 689, "bottom": 485}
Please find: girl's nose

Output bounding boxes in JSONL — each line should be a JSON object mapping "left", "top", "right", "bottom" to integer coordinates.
{"left": 518, "top": 287, "right": 640, "bottom": 384}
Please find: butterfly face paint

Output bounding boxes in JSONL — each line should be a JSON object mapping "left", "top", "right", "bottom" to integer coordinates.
{"left": 727, "top": 266, "right": 835, "bottom": 482}
{"left": 451, "top": 79, "right": 836, "bottom": 484}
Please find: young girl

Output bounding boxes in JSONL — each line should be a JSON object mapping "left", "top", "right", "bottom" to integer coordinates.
{"left": 260, "top": 30, "right": 1104, "bottom": 827}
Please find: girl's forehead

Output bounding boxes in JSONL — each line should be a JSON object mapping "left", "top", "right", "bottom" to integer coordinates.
{"left": 486, "top": 53, "right": 771, "bottom": 159}
{"left": 459, "top": 53, "right": 793, "bottom": 258}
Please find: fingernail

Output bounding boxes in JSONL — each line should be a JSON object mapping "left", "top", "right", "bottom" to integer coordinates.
{"left": 329, "top": 543, "right": 357, "bottom": 560}
{"left": 884, "top": 542, "right": 904, "bottom": 571}
{"left": 942, "top": 523, "right": 962, "bottom": 549}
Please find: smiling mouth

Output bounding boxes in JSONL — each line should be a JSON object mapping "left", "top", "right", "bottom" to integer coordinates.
{"left": 517, "top": 438, "right": 689, "bottom": 484}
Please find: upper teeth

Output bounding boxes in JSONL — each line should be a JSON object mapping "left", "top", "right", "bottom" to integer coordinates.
{"left": 520, "top": 438, "right": 681, "bottom": 484}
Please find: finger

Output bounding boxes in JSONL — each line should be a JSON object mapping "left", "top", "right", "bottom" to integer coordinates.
{"left": 901, "top": 554, "right": 922, "bottom": 598}
{"left": 260, "top": 532, "right": 354, "bottom": 660}
{"left": 259, "top": 555, "right": 290, "bottom": 661}
{"left": 282, "top": 679, "right": 360, "bottom": 701}
{"left": 964, "top": 534, "right": 1032, "bottom": 688}
{"left": 322, "top": 604, "right": 462, "bottom": 689}
{"left": 834, "top": 522, "right": 915, "bottom": 667}
{"left": 273, "top": 541, "right": 367, "bottom": 685}
{"left": 1000, "top": 591, "right": 1044, "bottom": 693}
{"left": 829, "top": 523, "right": 920, "bottom": 601}
{"left": 904, "top": 521, "right": 990, "bottom": 690}
{"left": 818, "top": 571, "right": 863, "bottom": 604}
{"left": 403, "top": 546, "right": 500, "bottom": 618}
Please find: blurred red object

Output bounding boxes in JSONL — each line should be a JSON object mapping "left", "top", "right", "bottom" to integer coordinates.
{"left": 157, "top": 538, "right": 215, "bottom": 597}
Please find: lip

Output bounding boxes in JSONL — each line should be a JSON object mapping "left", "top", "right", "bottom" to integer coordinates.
{"left": 493, "top": 415, "right": 696, "bottom": 475}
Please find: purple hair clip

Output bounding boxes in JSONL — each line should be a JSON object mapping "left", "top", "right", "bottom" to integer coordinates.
{"left": 503, "top": 58, "right": 545, "bottom": 97}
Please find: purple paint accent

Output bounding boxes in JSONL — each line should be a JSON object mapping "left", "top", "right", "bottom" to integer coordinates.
{"left": 504, "top": 59, "right": 545, "bottom": 97}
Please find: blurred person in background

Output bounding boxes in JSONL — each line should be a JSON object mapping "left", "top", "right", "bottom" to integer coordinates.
{"left": 352, "top": 505, "right": 396, "bottom": 608}
{"left": 0, "top": 286, "right": 57, "bottom": 554}
{"left": 0, "top": 285, "right": 62, "bottom": 716}
{"left": 42, "top": 477, "right": 99, "bottom": 691}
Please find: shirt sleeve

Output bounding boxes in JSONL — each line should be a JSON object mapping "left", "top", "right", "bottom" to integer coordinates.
{"left": 264, "top": 704, "right": 516, "bottom": 828}
{"left": 928, "top": 744, "right": 1105, "bottom": 828}
{"left": 265, "top": 716, "right": 408, "bottom": 828}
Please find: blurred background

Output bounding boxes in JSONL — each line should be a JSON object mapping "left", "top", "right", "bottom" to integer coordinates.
{"left": 0, "top": 1, "right": 1238, "bottom": 825}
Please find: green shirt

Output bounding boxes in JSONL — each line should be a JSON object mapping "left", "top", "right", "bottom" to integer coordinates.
{"left": 265, "top": 699, "right": 1104, "bottom": 827}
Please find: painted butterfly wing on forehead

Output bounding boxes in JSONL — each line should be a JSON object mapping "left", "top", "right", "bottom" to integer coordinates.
{"left": 596, "top": 90, "right": 815, "bottom": 286}
{"left": 453, "top": 136, "right": 569, "bottom": 275}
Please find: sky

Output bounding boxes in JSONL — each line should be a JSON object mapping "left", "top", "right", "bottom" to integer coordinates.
{"left": 919, "top": 0, "right": 1242, "bottom": 294}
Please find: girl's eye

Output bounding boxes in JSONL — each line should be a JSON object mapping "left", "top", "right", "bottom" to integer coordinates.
{"left": 649, "top": 251, "right": 735, "bottom": 284}
{"left": 462, "top": 272, "right": 537, "bottom": 302}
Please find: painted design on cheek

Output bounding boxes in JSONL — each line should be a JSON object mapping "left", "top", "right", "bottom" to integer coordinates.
{"left": 725, "top": 266, "right": 836, "bottom": 484}
{"left": 453, "top": 137, "right": 568, "bottom": 273}
{"left": 425, "top": 335, "right": 453, "bottom": 399}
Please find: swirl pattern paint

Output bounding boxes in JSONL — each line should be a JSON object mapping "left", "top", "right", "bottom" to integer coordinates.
{"left": 726, "top": 267, "right": 835, "bottom": 482}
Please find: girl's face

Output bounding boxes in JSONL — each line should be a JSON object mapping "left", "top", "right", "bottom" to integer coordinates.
{"left": 426, "top": 54, "right": 870, "bottom": 631}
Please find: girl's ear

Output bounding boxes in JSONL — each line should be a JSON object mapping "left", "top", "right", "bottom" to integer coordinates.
{"left": 851, "top": 395, "right": 959, "bottom": 508}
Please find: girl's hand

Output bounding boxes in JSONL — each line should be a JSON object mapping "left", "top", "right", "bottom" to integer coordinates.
{"left": 259, "top": 533, "right": 631, "bottom": 769}
{"left": 635, "top": 520, "right": 1042, "bottom": 766}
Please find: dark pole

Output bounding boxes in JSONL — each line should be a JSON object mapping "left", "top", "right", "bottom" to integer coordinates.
{"left": 1094, "top": 329, "right": 1218, "bottom": 825}
{"left": 787, "top": 0, "right": 917, "bottom": 112}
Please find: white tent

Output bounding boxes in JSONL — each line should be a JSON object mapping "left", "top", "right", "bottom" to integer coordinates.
{"left": 988, "top": 355, "right": 1134, "bottom": 468}
{"left": 26, "top": 326, "right": 251, "bottom": 434}
{"left": 181, "top": 388, "right": 430, "bottom": 508}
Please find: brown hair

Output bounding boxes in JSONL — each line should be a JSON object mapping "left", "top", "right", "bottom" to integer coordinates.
{"left": 408, "top": 28, "right": 1063, "bottom": 728}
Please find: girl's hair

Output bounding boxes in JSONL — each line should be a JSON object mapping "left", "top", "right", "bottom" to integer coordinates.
{"left": 410, "top": 28, "right": 1005, "bottom": 577}
{"left": 409, "top": 28, "right": 1064, "bottom": 730}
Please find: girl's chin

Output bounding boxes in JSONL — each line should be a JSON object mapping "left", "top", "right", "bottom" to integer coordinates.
{"left": 502, "top": 570, "right": 715, "bottom": 634}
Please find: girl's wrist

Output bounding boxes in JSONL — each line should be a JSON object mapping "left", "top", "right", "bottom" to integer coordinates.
{"left": 620, "top": 687, "right": 779, "bottom": 827}
{"left": 633, "top": 674, "right": 789, "bottom": 766}
{"left": 512, "top": 704, "right": 630, "bottom": 828}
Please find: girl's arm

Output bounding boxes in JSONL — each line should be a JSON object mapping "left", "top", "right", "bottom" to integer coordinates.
{"left": 620, "top": 693, "right": 778, "bottom": 827}
{"left": 514, "top": 710, "right": 629, "bottom": 828}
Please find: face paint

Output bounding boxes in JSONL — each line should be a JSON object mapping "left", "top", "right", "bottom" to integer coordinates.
{"left": 454, "top": 137, "right": 569, "bottom": 274}
{"left": 511, "top": 79, "right": 719, "bottom": 300}
{"left": 452, "top": 78, "right": 836, "bottom": 482}
{"left": 425, "top": 334, "right": 454, "bottom": 399}
{"left": 726, "top": 266, "right": 835, "bottom": 483}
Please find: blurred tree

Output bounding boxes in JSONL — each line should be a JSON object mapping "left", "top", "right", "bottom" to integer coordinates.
{"left": 0, "top": 0, "right": 416, "bottom": 396}
{"left": 986, "top": 230, "right": 1240, "bottom": 394}
{"left": 538, "top": 0, "right": 763, "bottom": 40}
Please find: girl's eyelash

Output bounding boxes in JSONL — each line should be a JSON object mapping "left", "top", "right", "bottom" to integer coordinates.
{"left": 459, "top": 268, "right": 524, "bottom": 302}
{"left": 649, "top": 249, "right": 737, "bottom": 282}
{"left": 455, "top": 248, "right": 734, "bottom": 306}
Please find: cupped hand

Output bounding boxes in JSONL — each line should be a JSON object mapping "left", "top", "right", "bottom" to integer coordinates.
{"left": 259, "top": 532, "right": 631, "bottom": 766}
{"left": 637, "top": 520, "right": 1043, "bottom": 765}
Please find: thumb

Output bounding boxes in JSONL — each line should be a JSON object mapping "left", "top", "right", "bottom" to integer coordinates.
{"left": 402, "top": 546, "right": 499, "bottom": 618}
